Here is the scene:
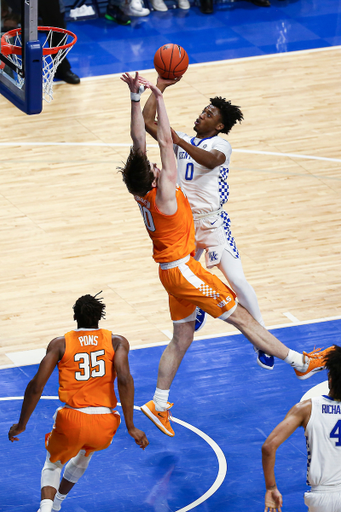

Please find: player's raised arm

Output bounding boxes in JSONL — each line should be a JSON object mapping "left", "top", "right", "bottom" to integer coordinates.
{"left": 139, "top": 77, "right": 177, "bottom": 213}
{"left": 143, "top": 76, "right": 179, "bottom": 140}
{"left": 120, "top": 72, "right": 146, "bottom": 154}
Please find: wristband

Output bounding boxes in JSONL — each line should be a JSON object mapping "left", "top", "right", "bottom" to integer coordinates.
{"left": 131, "top": 85, "right": 145, "bottom": 102}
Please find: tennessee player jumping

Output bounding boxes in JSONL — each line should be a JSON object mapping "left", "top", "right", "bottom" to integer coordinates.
{"left": 8, "top": 293, "right": 148, "bottom": 512}
{"left": 119, "top": 71, "right": 333, "bottom": 438}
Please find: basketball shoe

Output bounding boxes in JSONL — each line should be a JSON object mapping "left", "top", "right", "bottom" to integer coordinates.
{"left": 194, "top": 307, "right": 207, "bottom": 332}
{"left": 254, "top": 347, "right": 274, "bottom": 370}
{"left": 123, "top": 0, "right": 150, "bottom": 16}
{"left": 150, "top": 0, "right": 168, "bottom": 11}
{"left": 295, "top": 346, "right": 334, "bottom": 380}
{"left": 141, "top": 400, "right": 174, "bottom": 436}
{"left": 178, "top": 0, "right": 190, "bottom": 8}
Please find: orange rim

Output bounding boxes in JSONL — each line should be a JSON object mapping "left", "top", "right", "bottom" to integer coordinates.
{"left": 1, "top": 26, "right": 77, "bottom": 56}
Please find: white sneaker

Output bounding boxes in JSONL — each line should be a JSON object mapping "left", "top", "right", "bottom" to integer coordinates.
{"left": 124, "top": 0, "right": 150, "bottom": 16}
{"left": 178, "top": 0, "right": 190, "bottom": 8}
{"left": 150, "top": 0, "right": 168, "bottom": 11}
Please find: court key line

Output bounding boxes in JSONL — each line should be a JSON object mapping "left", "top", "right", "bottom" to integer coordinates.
{"left": 0, "top": 142, "right": 340, "bottom": 164}
{"left": 1, "top": 397, "right": 227, "bottom": 512}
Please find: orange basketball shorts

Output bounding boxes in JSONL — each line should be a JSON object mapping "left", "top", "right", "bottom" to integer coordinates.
{"left": 45, "top": 407, "right": 121, "bottom": 464}
{"left": 159, "top": 256, "right": 237, "bottom": 322}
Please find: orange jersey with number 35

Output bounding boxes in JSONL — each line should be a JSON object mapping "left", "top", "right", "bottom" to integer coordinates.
{"left": 135, "top": 187, "right": 196, "bottom": 263}
{"left": 58, "top": 328, "right": 117, "bottom": 409}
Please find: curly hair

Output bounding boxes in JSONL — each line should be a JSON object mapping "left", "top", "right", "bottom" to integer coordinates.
{"left": 210, "top": 96, "right": 244, "bottom": 135}
{"left": 324, "top": 345, "right": 341, "bottom": 400}
{"left": 73, "top": 293, "right": 106, "bottom": 328}
{"left": 118, "top": 147, "right": 155, "bottom": 197}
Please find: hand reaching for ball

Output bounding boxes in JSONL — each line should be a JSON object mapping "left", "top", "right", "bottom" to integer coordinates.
{"left": 120, "top": 71, "right": 141, "bottom": 93}
{"left": 138, "top": 76, "right": 163, "bottom": 99}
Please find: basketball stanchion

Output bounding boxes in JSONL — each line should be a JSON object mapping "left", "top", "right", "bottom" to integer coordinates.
{"left": 1, "top": 26, "right": 77, "bottom": 103}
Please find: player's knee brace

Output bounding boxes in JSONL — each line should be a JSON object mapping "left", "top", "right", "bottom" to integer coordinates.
{"left": 63, "top": 450, "right": 93, "bottom": 484}
{"left": 41, "top": 453, "right": 63, "bottom": 490}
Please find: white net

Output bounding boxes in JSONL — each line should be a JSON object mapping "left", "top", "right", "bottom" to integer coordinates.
{"left": 1, "top": 27, "right": 76, "bottom": 103}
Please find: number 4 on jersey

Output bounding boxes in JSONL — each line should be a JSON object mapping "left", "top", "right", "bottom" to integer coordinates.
{"left": 330, "top": 420, "right": 341, "bottom": 446}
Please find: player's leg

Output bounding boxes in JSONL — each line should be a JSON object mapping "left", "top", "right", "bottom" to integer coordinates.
{"left": 52, "top": 450, "right": 94, "bottom": 511}
{"left": 226, "top": 303, "right": 333, "bottom": 379}
{"left": 40, "top": 452, "right": 64, "bottom": 512}
{"left": 217, "top": 248, "right": 274, "bottom": 370}
{"left": 218, "top": 248, "right": 264, "bottom": 326}
{"left": 141, "top": 302, "right": 196, "bottom": 437}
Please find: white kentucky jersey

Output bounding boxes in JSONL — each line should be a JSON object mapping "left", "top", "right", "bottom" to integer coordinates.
{"left": 174, "top": 132, "right": 232, "bottom": 216}
{"left": 305, "top": 395, "right": 341, "bottom": 491}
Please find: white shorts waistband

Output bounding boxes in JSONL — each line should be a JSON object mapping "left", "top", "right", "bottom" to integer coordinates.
{"left": 64, "top": 405, "right": 114, "bottom": 415}
{"left": 309, "top": 484, "right": 341, "bottom": 493}
{"left": 192, "top": 208, "right": 223, "bottom": 221}
{"left": 159, "top": 254, "right": 190, "bottom": 270}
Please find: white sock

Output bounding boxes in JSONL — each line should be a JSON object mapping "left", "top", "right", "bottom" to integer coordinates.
{"left": 153, "top": 387, "right": 170, "bottom": 411}
{"left": 40, "top": 499, "right": 53, "bottom": 512}
{"left": 284, "top": 349, "right": 308, "bottom": 372}
{"left": 52, "top": 491, "right": 67, "bottom": 512}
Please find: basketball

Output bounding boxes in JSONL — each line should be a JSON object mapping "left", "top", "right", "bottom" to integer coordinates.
{"left": 154, "top": 44, "right": 189, "bottom": 80}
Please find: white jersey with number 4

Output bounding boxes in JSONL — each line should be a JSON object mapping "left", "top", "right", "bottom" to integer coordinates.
{"left": 305, "top": 395, "right": 341, "bottom": 491}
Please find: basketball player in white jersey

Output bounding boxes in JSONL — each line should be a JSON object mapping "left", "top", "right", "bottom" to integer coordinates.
{"left": 262, "top": 344, "right": 341, "bottom": 512}
{"left": 143, "top": 76, "right": 274, "bottom": 370}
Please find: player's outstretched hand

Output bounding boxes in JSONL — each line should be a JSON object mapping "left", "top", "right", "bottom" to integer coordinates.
{"left": 8, "top": 423, "right": 25, "bottom": 442}
{"left": 120, "top": 71, "right": 141, "bottom": 93}
{"left": 156, "top": 75, "right": 181, "bottom": 88}
{"left": 264, "top": 488, "right": 283, "bottom": 512}
{"left": 138, "top": 77, "right": 162, "bottom": 99}
{"left": 128, "top": 426, "right": 149, "bottom": 450}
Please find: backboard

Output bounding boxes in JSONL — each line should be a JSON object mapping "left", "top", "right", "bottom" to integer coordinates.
{"left": 0, "top": 0, "right": 42, "bottom": 114}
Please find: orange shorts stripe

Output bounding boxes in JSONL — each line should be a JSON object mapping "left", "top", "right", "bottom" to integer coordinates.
{"left": 45, "top": 407, "right": 120, "bottom": 464}
{"left": 159, "top": 256, "right": 237, "bottom": 322}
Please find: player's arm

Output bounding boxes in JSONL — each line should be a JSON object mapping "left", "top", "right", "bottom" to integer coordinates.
{"left": 142, "top": 76, "right": 178, "bottom": 140}
{"left": 139, "top": 77, "right": 178, "bottom": 215}
{"left": 112, "top": 335, "right": 149, "bottom": 450}
{"left": 262, "top": 400, "right": 312, "bottom": 512}
{"left": 120, "top": 72, "right": 146, "bottom": 153}
{"left": 172, "top": 130, "right": 226, "bottom": 170}
{"left": 8, "top": 337, "right": 65, "bottom": 442}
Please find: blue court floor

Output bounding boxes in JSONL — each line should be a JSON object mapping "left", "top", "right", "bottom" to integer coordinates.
{"left": 1, "top": 319, "right": 341, "bottom": 511}
{"left": 64, "top": 0, "right": 341, "bottom": 79}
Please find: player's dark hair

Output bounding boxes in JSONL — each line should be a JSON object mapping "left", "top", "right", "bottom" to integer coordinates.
{"left": 73, "top": 293, "right": 106, "bottom": 328}
{"left": 118, "top": 147, "right": 155, "bottom": 197}
{"left": 324, "top": 345, "right": 341, "bottom": 400}
{"left": 210, "top": 96, "right": 244, "bottom": 135}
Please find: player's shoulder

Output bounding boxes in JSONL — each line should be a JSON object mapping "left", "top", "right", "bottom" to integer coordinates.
{"left": 111, "top": 334, "right": 130, "bottom": 352}
{"left": 213, "top": 134, "right": 231, "bottom": 149}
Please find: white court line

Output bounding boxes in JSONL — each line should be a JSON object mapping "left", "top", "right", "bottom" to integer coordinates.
{"left": 2, "top": 314, "right": 340, "bottom": 368}
{"left": 50, "top": 44, "right": 341, "bottom": 84}
{"left": 0, "top": 141, "right": 340, "bottom": 164}
{"left": 1, "top": 396, "right": 226, "bottom": 512}
{"left": 283, "top": 312, "right": 300, "bottom": 323}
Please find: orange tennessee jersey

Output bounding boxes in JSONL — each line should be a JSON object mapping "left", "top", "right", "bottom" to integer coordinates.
{"left": 58, "top": 328, "right": 117, "bottom": 409}
{"left": 135, "top": 187, "right": 196, "bottom": 263}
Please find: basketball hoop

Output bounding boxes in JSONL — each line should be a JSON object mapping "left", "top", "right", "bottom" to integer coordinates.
{"left": 0, "top": 26, "right": 77, "bottom": 103}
